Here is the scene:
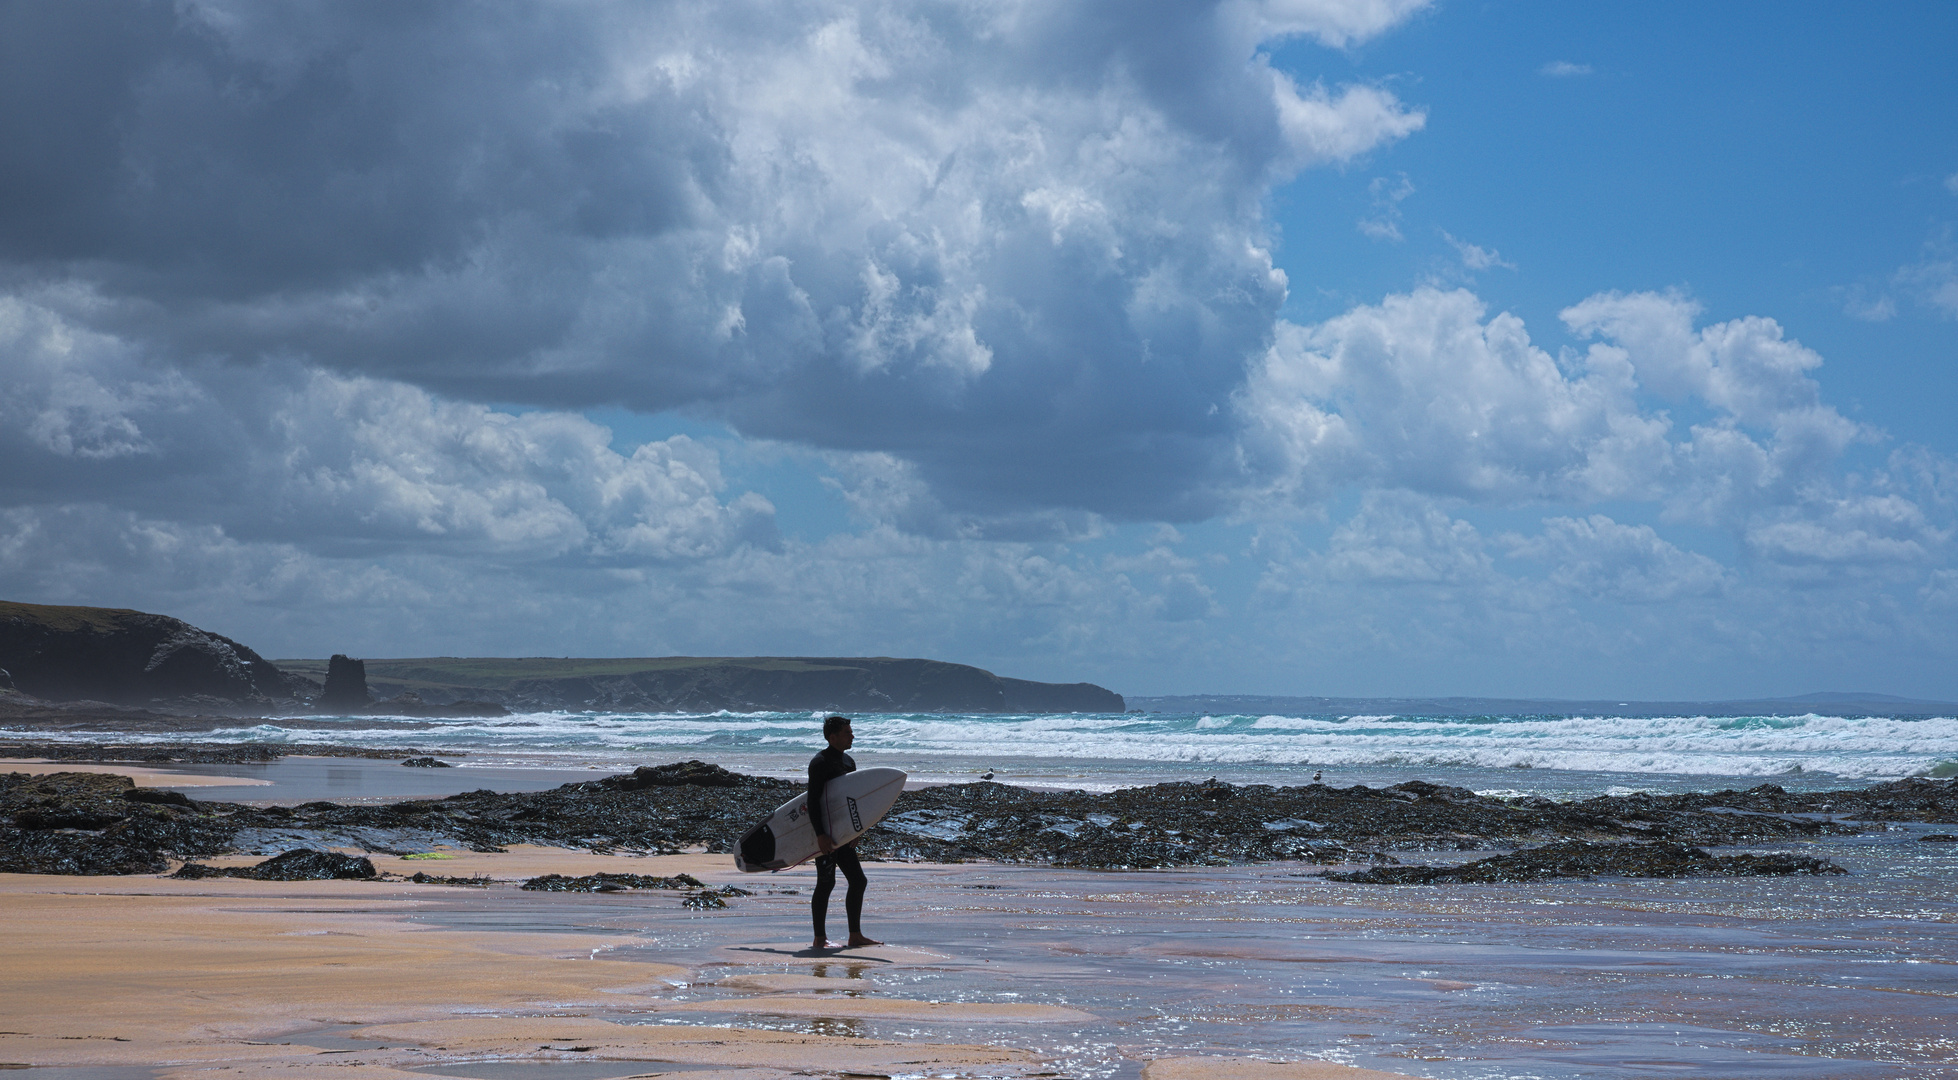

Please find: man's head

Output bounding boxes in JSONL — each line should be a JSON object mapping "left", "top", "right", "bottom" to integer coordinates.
{"left": 823, "top": 714, "right": 854, "bottom": 750}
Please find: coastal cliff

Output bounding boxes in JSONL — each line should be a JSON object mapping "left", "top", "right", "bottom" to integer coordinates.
{"left": 0, "top": 599, "right": 1124, "bottom": 715}
{"left": 0, "top": 601, "right": 308, "bottom": 709}
{"left": 276, "top": 655, "right": 1126, "bottom": 714}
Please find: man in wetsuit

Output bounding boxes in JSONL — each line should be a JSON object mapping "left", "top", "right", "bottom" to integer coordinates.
{"left": 809, "top": 714, "right": 881, "bottom": 950}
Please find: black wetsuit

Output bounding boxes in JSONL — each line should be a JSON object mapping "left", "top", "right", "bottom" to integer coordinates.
{"left": 808, "top": 745, "right": 866, "bottom": 942}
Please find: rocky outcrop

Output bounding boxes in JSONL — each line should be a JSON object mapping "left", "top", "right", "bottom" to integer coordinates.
{"left": 173, "top": 848, "right": 377, "bottom": 881}
{"left": 4, "top": 764, "right": 1953, "bottom": 876}
{"left": 304, "top": 655, "right": 1126, "bottom": 714}
{"left": 503, "top": 657, "right": 1013, "bottom": 713}
{"left": 1001, "top": 677, "right": 1124, "bottom": 713}
{"left": 0, "top": 600, "right": 307, "bottom": 708}
{"left": 319, "top": 654, "right": 370, "bottom": 708}
{"left": 1321, "top": 839, "right": 1846, "bottom": 883}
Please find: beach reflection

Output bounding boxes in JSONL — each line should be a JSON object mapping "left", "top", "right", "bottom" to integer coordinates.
{"left": 491, "top": 834, "right": 1958, "bottom": 1079}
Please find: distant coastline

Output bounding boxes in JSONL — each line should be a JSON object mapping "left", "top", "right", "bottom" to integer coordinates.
{"left": 1126, "top": 692, "right": 1958, "bottom": 719}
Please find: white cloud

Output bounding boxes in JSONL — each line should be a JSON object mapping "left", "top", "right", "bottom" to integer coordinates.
{"left": 1505, "top": 515, "right": 1730, "bottom": 603}
{"left": 1322, "top": 491, "right": 1494, "bottom": 585}
{"left": 1270, "top": 75, "right": 1427, "bottom": 169}
{"left": 1358, "top": 173, "right": 1415, "bottom": 241}
{"left": 1839, "top": 285, "right": 1897, "bottom": 322}
{"left": 1539, "top": 61, "right": 1593, "bottom": 77}
{"left": 1242, "top": 0, "right": 1436, "bottom": 48}
{"left": 1945, "top": 171, "right": 1958, "bottom": 196}
{"left": 1442, "top": 231, "right": 1514, "bottom": 272}
{"left": 1239, "top": 287, "right": 1672, "bottom": 505}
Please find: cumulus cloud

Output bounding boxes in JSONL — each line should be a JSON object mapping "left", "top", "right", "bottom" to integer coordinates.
{"left": 1, "top": 0, "right": 1427, "bottom": 523}
{"left": 1539, "top": 61, "right": 1593, "bottom": 77}
{"left": 1237, "top": 285, "right": 1951, "bottom": 596}
{"left": 1238, "top": 287, "right": 1673, "bottom": 505}
{"left": 1504, "top": 515, "right": 1730, "bottom": 603}
{"left": 0, "top": 298, "right": 778, "bottom": 569}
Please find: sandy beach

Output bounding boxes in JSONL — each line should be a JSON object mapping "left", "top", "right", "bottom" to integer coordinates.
{"left": 0, "top": 845, "right": 1425, "bottom": 1080}
{"left": 5, "top": 757, "right": 1957, "bottom": 1079}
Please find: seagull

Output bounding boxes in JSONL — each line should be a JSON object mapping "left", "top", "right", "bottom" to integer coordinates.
{"left": 981, "top": 771, "right": 995, "bottom": 781}
{"left": 1312, "top": 770, "right": 1323, "bottom": 782}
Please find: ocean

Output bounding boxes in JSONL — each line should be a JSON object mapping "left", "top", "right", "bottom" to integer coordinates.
{"left": 56, "top": 706, "right": 1958, "bottom": 798}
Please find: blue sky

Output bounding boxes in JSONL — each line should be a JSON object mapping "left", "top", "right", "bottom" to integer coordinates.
{"left": 2, "top": 1, "right": 1954, "bottom": 700}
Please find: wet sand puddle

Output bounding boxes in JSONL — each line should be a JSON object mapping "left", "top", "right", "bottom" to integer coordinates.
{"left": 386, "top": 833, "right": 1958, "bottom": 1080}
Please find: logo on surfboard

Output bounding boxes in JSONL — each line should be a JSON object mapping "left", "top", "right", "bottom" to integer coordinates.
{"left": 847, "top": 796, "right": 862, "bottom": 832}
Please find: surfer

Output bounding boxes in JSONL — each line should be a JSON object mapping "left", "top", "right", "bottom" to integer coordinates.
{"left": 810, "top": 715, "right": 881, "bottom": 950}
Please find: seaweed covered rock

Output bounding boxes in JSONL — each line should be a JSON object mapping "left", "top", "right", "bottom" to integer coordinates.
{"left": 597, "top": 760, "right": 751, "bottom": 790}
{"left": 520, "top": 871, "right": 705, "bottom": 892}
{"left": 1322, "top": 840, "right": 1847, "bottom": 884}
{"left": 173, "top": 848, "right": 376, "bottom": 881}
{"left": 0, "top": 827, "right": 169, "bottom": 874}
{"left": 6, "top": 770, "right": 138, "bottom": 829}
{"left": 1, "top": 770, "right": 237, "bottom": 874}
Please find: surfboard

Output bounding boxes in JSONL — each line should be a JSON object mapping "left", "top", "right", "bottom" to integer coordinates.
{"left": 734, "top": 766, "right": 907, "bottom": 873}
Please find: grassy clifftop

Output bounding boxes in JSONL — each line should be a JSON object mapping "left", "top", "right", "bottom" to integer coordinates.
{"left": 0, "top": 601, "right": 153, "bottom": 635}
{"left": 274, "top": 655, "right": 881, "bottom": 691}
{"left": 276, "top": 655, "right": 1124, "bottom": 714}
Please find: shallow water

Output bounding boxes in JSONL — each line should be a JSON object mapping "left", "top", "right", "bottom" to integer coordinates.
{"left": 391, "top": 830, "right": 1958, "bottom": 1080}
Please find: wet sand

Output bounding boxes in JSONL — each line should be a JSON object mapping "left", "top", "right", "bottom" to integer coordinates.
{"left": 0, "top": 854, "right": 1426, "bottom": 1080}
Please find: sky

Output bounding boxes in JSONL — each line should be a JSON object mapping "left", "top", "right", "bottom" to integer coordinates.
{"left": 2, "top": 0, "right": 1955, "bottom": 700}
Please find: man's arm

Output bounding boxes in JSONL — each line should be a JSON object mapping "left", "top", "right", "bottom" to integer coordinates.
{"left": 808, "top": 755, "right": 835, "bottom": 852}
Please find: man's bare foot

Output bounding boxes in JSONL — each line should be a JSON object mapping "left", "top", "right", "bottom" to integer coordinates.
{"left": 811, "top": 939, "right": 842, "bottom": 951}
{"left": 845, "top": 934, "right": 882, "bottom": 947}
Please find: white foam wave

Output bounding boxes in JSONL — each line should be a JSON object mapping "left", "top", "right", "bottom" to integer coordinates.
{"left": 8, "top": 708, "right": 1953, "bottom": 782}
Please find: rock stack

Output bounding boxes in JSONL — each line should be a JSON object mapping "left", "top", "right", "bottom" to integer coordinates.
{"left": 318, "top": 654, "right": 371, "bottom": 709}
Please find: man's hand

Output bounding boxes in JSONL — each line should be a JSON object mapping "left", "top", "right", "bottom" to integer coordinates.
{"left": 816, "top": 834, "right": 836, "bottom": 855}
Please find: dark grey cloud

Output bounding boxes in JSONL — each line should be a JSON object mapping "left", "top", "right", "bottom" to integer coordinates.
{"left": 1, "top": 0, "right": 1423, "bottom": 521}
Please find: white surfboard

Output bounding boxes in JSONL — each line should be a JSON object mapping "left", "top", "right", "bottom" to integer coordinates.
{"left": 734, "top": 767, "right": 907, "bottom": 873}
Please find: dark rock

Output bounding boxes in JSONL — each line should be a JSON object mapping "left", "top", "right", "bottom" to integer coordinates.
{"left": 599, "top": 760, "right": 748, "bottom": 790}
{"left": 401, "top": 756, "right": 453, "bottom": 768}
{"left": 1321, "top": 840, "right": 1848, "bottom": 884}
{"left": 6, "top": 759, "right": 1951, "bottom": 877}
{"left": 319, "top": 655, "right": 371, "bottom": 709}
{"left": 680, "top": 889, "right": 727, "bottom": 908}
{"left": 172, "top": 848, "right": 377, "bottom": 881}
{"left": 0, "top": 600, "right": 303, "bottom": 706}
{"left": 1, "top": 828, "right": 169, "bottom": 874}
{"left": 7, "top": 770, "right": 137, "bottom": 830}
{"left": 519, "top": 871, "right": 705, "bottom": 892}
{"left": 406, "top": 871, "right": 490, "bottom": 886}
{"left": 1920, "top": 833, "right": 1958, "bottom": 843}
{"left": 124, "top": 787, "right": 196, "bottom": 807}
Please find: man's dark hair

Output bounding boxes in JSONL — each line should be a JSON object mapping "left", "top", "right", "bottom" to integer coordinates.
{"left": 823, "top": 714, "right": 852, "bottom": 736}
